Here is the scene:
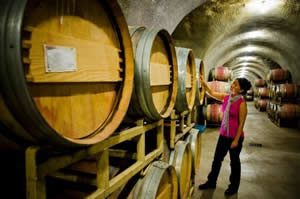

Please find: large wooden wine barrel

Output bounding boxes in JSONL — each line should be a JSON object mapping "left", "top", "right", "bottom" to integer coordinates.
{"left": 175, "top": 47, "right": 196, "bottom": 113}
{"left": 207, "top": 81, "right": 230, "bottom": 96}
{"left": 0, "top": 0, "right": 134, "bottom": 147}
{"left": 275, "top": 84, "right": 300, "bottom": 99}
{"left": 185, "top": 129, "right": 201, "bottom": 175}
{"left": 275, "top": 104, "right": 300, "bottom": 120}
{"left": 195, "top": 58, "right": 205, "bottom": 105}
{"left": 133, "top": 161, "right": 178, "bottom": 199}
{"left": 169, "top": 141, "right": 192, "bottom": 199}
{"left": 268, "top": 69, "right": 291, "bottom": 83}
{"left": 128, "top": 27, "right": 178, "bottom": 120}
{"left": 211, "top": 66, "right": 232, "bottom": 81}
{"left": 254, "top": 79, "right": 266, "bottom": 87}
{"left": 258, "top": 87, "right": 269, "bottom": 98}
{"left": 202, "top": 104, "right": 223, "bottom": 123}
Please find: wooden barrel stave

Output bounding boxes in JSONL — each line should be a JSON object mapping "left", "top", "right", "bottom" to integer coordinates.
{"left": 169, "top": 141, "right": 192, "bottom": 199}
{"left": 0, "top": 0, "right": 134, "bottom": 147}
{"left": 275, "top": 84, "right": 299, "bottom": 99}
{"left": 195, "top": 58, "right": 205, "bottom": 105}
{"left": 185, "top": 128, "right": 201, "bottom": 175}
{"left": 254, "top": 79, "right": 266, "bottom": 87}
{"left": 175, "top": 47, "right": 196, "bottom": 113}
{"left": 269, "top": 69, "right": 291, "bottom": 82}
{"left": 128, "top": 28, "right": 178, "bottom": 121}
{"left": 258, "top": 87, "right": 268, "bottom": 98}
{"left": 212, "top": 66, "right": 232, "bottom": 81}
{"left": 203, "top": 104, "right": 223, "bottom": 123}
{"left": 207, "top": 81, "right": 230, "bottom": 95}
{"left": 133, "top": 161, "right": 178, "bottom": 199}
{"left": 276, "top": 104, "right": 300, "bottom": 120}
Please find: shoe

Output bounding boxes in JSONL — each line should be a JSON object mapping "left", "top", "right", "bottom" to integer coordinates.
{"left": 224, "top": 187, "right": 238, "bottom": 196}
{"left": 198, "top": 182, "right": 216, "bottom": 190}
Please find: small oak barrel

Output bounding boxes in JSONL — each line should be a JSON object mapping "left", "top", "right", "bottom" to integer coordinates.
{"left": 276, "top": 104, "right": 300, "bottom": 120}
{"left": 175, "top": 47, "right": 197, "bottom": 113}
{"left": 211, "top": 66, "right": 232, "bottom": 81}
{"left": 133, "top": 161, "right": 178, "bottom": 199}
{"left": 268, "top": 69, "right": 291, "bottom": 83}
{"left": 0, "top": 0, "right": 134, "bottom": 147}
{"left": 195, "top": 58, "right": 205, "bottom": 105}
{"left": 207, "top": 81, "right": 230, "bottom": 96}
{"left": 169, "top": 141, "right": 192, "bottom": 199}
{"left": 202, "top": 104, "right": 223, "bottom": 123}
{"left": 254, "top": 79, "right": 266, "bottom": 87}
{"left": 275, "top": 84, "right": 300, "bottom": 99}
{"left": 258, "top": 87, "right": 269, "bottom": 98}
{"left": 185, "top": 128, "right": 201, "bottom": 175}
{"left": 128, "top": 27, "right": 178, "bottom": 121}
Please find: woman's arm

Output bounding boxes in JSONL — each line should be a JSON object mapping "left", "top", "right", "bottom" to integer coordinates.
{"left": 200, "top": 76, "right": 227, "bottom": 101}
{"left": 231, "top": 101, "right": 247, "bottom": 148}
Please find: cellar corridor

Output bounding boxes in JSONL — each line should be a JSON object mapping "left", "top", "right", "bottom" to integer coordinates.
{"left": 193, "top": 102, "right": 300, "bottom": 199}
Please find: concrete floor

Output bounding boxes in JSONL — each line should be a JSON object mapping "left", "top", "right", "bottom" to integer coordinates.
{"left": 193, "top": 102, "right": 300, "bottom": 199}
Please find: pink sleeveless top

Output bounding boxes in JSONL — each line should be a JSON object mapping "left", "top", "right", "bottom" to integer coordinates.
{"left": 220, "top": 95, "right": 245, "bottom": 138}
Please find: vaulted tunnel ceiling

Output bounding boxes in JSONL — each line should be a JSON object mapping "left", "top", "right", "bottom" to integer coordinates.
{"left": 172, "top": 0, "right": 300, "bottom": 84}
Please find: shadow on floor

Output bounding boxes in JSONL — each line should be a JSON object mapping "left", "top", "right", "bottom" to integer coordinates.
{"left": 199, "top": 189, "right": 239, "bottom": 199}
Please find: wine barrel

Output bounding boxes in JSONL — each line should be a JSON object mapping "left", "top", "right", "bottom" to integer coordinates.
{"left": 258, "top": 87, "right": 269, "bottom": 98}
{"left": 246, "top": 95, "right": 253, "bottom": 101}
{"left": 254, "top": 79, "right": 266, "bottom": 87}
{"left": 207, "top": 81, "right": 230, "bottom": 95}
{"left": 268, "top": 84, "right": 277, "bottom": 99}
{"left": 175, "top": 47, "right": 197, "bottom": 113}
{"left": 185, "top": 129, "right": 201, "bottom": 175}
{"left": 257, "top": 99, "right": 268, "bottom": 110}
{"left": 247, "top": 89, "right": 253, "bottom": 95}
{"left": 268, "top": 69, "right": 291, "bottom": 83}
{"left": 211, "top": 66, "right": 232, "bottom": 81}
{"left": 276, "top": 104, "right": 300, "bottom": 120}
{"left": 202, "top": 104, "right": 223, "bottom": 123}
{"left": 133, "top": 161, "right": 178, "bottom": 199}
{"left": 128, "top": 27, "right": 178, "bottom": 120}
{"left": 0, "top": 0, "right": 133, "bottom": 147}
{"left": 169, "top": 141, "right": 192, "bottom": 199}
{"left": 275, "top": 84, "right": 300, "bottom": 99}
{"left": 195, "top": 58, "right": 205, "bottom": 105}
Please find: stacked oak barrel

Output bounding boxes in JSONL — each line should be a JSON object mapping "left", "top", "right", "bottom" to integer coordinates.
{"left": 254, "top": 79, "right": 269, "bottom": 111}
{"left": 202, "top": 66, "right": 232, "bottom": 126}
{"left": 246, "top": 89, "right": 254, "bottom": 101}
{"left": 0, "top": 1, "right": 205, "bottom": 198}
{"left": 266, "top": 69, "right": 300, "bottom": 127}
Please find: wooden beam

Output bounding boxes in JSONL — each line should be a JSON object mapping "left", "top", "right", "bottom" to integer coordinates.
{"left": 26, "top": 146, "right": 46, "bottom": 199}
{"left": 85, "top": 149, "right": 163, "bottom": 199}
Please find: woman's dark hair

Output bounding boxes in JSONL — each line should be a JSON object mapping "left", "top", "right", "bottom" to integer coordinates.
{"left": 237, "top": 78, "right": 252, "bottom": 95}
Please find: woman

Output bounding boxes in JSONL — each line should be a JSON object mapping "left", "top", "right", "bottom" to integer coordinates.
{"left": 198, "top": 76, "right": 251, "bottom": 196}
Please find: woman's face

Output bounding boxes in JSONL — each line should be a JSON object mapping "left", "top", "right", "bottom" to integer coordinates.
{"left": 230, "top": 79, "right": 243, "bottom": 95}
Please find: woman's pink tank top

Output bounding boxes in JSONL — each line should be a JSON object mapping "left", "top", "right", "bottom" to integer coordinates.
{"left": 220, "top": 95, "right": 245, "bottom": 138}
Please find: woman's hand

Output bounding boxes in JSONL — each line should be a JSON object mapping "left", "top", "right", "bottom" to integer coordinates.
{"left": 231, "top": 140, "right": 239, "bottom": 149}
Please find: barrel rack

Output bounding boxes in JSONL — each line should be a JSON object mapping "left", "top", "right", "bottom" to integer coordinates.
{"left": 25, "top": 119, "right": 164, "bottom": 199}
{"left": 165, "top": 109, "right": 196, "bottom": 149}
{"left": 163, "top": 107, "right": 198, "bottom": 199}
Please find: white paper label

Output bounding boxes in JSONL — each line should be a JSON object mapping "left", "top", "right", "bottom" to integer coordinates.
{"left": 44, "top": 45, "right": 77, "bottom": 72}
